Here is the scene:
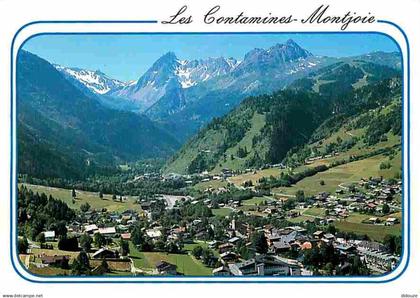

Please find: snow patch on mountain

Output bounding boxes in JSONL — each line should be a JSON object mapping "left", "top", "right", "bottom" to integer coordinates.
{"left": 54, "top": 65, "right": 127, "bottom": 94}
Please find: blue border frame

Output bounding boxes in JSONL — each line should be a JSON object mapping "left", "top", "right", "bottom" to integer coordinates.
{"left": 9, "top": 20, "right": 410, "bottom": 283}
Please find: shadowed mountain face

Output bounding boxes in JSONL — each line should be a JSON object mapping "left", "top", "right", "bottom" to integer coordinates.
{"left": 17, "top": 50, "right": 180, "bottom": 179}
{"left": 107, "top": 52, "right": 240, "bottom": 113}
{"left": 142, "top": 40, "right": 332, "bottom": 141}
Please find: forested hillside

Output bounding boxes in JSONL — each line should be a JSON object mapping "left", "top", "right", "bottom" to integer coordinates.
{"left": 17, "top": 51, "right": 180, "bottom": 179}
{"left": 165, "top": 77, "right": 402, "bottom": 174}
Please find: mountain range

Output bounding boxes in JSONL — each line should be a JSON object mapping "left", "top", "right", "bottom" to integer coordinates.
{"left": 18, "top": 39, "right": 402, "bottom": 178}
{"left": 17, "top": 51, "right": 180, "bottom": 179}
{"left": 52, "top": 40, "right": 401, "bottom": 142}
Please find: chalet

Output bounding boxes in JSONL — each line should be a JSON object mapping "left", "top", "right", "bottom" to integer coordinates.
{"left": 98, "top": 227, "right": 117, "bottom": 238}
{"left": 220, "top": 251, "right": 239, "bottom": 263}
{"left": 110, "top": 214, "right": 120, "bottom": 222}
{"left": 117, "top": 224, "right": 130, "bottom": 232}
{"left": 386, "top": 217, "right": 399, "bottom": 225}
{"left": 194, "top": 231, "right": 207, "bottom": 241}
{"left": 227, "top": 259, "right": 257, "bottom": 276}
{"left": 263, "top": 207, "right": 277, "bottom": 214}
{"left": 378, "top": 194, "right": 391, "bottom": 201}
{"left": 228, "top": 255, "right": 299, "bottom": 276}
{"left": 267, "top": 229, "right": 297, "bottom": 246}
{"left": 208, "top": 240, "right": 220, "bottom": 249}
{"left": 212, "top": 266, "right": 231, "bottom": 276}
{"left": 218, "top": 243, "right": 234, "bottom": 254}
{"left": 84, "top": 224, "right": 98, "bottom": 234}
{"left": 369, "top": 177, "right": 383, "bottom": 186}
{"left": 91, "top": 248, "right": 119, "bottom": 259}
{"left": 140, "top": 202, "right": 152, "bottom": 210}
{"left": 315, "top": 192, "right": 329, "bottom": 201}
{"left": 121, "top": 215, "right": 132, "bottom": 222}
{"left": 67, "top": 221, "right": 82, "bottom": 233}
{"left": 287, "top": 210, "right": 300, "bottom": 218}
{"left": 357, "top": 240, "right": 387, "bottom": 253}
{"left": 155, "top": 261, "right": 177, "bottom": 275}
{"left": 40, "top": 255, "right": 69, "bottom": 266}
{"left": 146, "top": 228, "right": 162, "bottom": 239}
{"left": 120, "top": 233, "right": 131, "bottom": 240}
{"left": 353, "top": 194, "right": 366, "bottom": 202}
{"left": 267, "top": 234, "right": 282, "bottom": 244}
{"left": 367, "top": 217, "right": 380, "bottom": 224}
{"left": 313, "top": 231, "right": 324, "bottom": 239}
{"left": 296, "top": 203, "right": 306, "bottom": 210}
{"left": 43, "top": 231, "right": 55, "bottom": 241}
{"left": 335, "top": 189, "right": 344, "bottom": 194}
{"left": 271, "top": 240, "right": 291, "bottom": 253}
{"left": 228, "top": 237, "right": 241, "bottom": 245}
{"left": 230, "top": 220, "right": 250, "bottom": 237}
{"left": 322, "top": 233, "right": 335, "bottom": 244}
{"left": 288, "top": 226, "right": 307, "bottom": 233}
{"left": 335, "top": 244, "right": 357, "bottom": 256}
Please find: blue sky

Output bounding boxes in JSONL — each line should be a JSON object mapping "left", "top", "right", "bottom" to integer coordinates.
{"left": 22, "top": 33, "right": 399, "bottom": 81}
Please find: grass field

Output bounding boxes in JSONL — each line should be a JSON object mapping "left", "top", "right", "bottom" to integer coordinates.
{"left": 303, "top": 207, "right": 326, "bottom": 217}
{"left": 344, "top": 211, "right": 402, "bottom": 224}
{"left": 90, "top": 259, "right": 131, "bottom": 272}
{"left": 242, "top": 196, "right": 274, "bottom": 206}
{"left": 228, "top": 168, "right": 282, "bottom": 186}
{"left": 333, "top": 221, "right": 401, "bottom": 242}
{"left": 192, "top": 179, "right": 228, "bottom": 191}
{"left": 31, "top": 246, "right": 80, "bottom": 262}
{"left": 211, "top": 208, "right": 232, "bottom": 217}
{"left": 22, "top": 184, "right": 142, "bottom": 213}
{"left": 129, "top": 242, "right": 212, "bottom": 276}
{"left": 272, "top": 154, "right": 401, "bottom": 196}
{"left": 331, "top": 210, "right": 402, "bottom": 242}
{"left": 28, "top": 263, "right": 71, "bottom": 276}
{"left": 287, "top": 215, "right": 312, "bottom": 223}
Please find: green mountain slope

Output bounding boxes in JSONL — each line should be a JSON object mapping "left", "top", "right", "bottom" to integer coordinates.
{"left": 289, "top": 60, "right": 400, "bottom": 97}
{"left": 164, "top": 76, "right": 402, "bottom": 175}
{"left": 17, "top": 51, "right": 180, "bottom": 179}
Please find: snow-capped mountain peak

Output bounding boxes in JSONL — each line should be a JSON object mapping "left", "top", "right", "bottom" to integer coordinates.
{"left": 54, "top": 65, "right": 127, "bottom": 95}
{"left": 108, "top": 52, "right": 242, "bottom": 111}
{"left": 174, "top": 56, "right": 239, "bottom": 89}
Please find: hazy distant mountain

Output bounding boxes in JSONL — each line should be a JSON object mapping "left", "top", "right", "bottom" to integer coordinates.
{"left": 107, "top": 52, "right": 240, "bottom": 113}
{"left": 352, "top": 51, "right": 402, "bottom": 70}
{"left": 53, "top": 39, "right": 402, "bottom": 143}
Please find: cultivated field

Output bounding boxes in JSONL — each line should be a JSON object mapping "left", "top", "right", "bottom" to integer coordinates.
{"left": 228, "top": 168, "right": 282, "bottom": 186}
{"left": 22, "top": 184, "right": 142, "bottom": 213}
{"left": 192, "top": 179, "right": 228, "bottom": 191}
{"left": 272, "top": 154, "right": 401, "bottom": 196}
{"left": 129, "top": 242, "right": 212, "bottom": 276}
{"left": 333, "top": 221, "right": 401, "bottom": 242}
{"left": 212, "top": 208, "right": 233, "bottom": 217}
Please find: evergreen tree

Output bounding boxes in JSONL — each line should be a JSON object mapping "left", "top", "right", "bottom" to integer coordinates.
{"left": 252, "top": 232, "right": 268, "bottom": 254}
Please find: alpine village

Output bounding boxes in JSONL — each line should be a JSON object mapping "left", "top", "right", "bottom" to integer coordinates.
{"left": 17, "top": 39, "right": 403, "bottom": 278}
